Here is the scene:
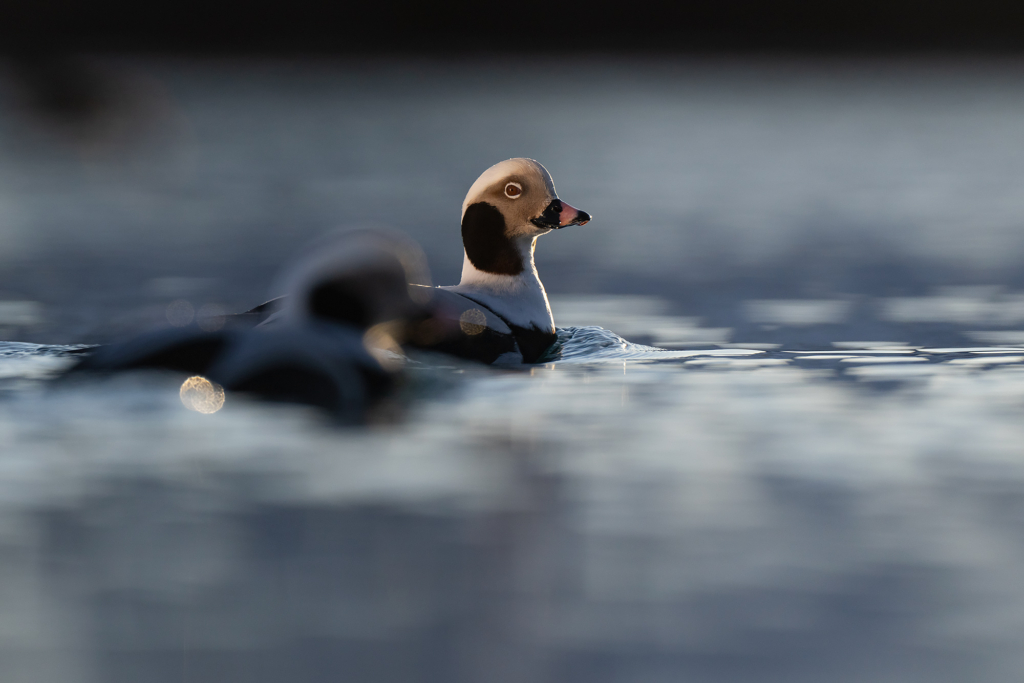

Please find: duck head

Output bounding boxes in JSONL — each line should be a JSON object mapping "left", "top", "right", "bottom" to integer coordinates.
{"left": 460, "top": 158, "right": 590, "bottom": 277}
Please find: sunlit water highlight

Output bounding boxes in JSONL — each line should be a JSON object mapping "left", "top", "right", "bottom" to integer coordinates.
{"left": 2, "top": 325, "right": 1024, "bottom": 682}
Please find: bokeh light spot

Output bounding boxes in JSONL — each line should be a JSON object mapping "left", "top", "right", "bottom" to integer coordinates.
{"left": 460, "top": 308, "right": 487, "bottom": 336}
{"left": 180, "top": 376, "right": 225, "bottom": 414}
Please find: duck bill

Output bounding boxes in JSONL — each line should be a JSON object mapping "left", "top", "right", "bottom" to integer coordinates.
{"left": 557, "top": 200, "right": 591, "bottom": 228}
{"left": 532, "top": 199, "right": 592, "bottom": 230}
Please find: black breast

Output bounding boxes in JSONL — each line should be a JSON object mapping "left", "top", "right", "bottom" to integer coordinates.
{"left": 508, "top": 324, "right": 558, "bottom": 364}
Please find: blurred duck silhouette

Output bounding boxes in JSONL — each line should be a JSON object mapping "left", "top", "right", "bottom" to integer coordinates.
{"left": 72, "top": 230, "right": 435, "bottom": 420}
{"left": 72, "top": 159, "right": 592, "bottom": 416}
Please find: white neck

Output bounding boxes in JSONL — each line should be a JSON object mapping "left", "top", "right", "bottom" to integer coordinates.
{"left": 444, "top": 235, "right": 555, "bottom": 332}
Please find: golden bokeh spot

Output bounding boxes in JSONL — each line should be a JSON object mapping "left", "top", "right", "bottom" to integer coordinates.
{"left": 180, "top": 376, "right": 225, "bottom": 414}
{"left": 460, "top": 308, "right": 487, "bottom": 336}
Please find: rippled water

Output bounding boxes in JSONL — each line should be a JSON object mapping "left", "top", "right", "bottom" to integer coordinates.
{"left": 2, "top": 320, "right": 1024, "bottom": 682}
{"left": 5, "top": 57, "right": 1024, "bottom": 682}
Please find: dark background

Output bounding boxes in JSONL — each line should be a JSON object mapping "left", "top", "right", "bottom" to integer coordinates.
{"left": 5, "top": 0, "right": 1024, "bottom": 55}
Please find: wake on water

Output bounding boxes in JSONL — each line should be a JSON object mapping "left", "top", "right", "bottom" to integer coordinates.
{"left": 545, "top": 325, "right": 763, "bottom": 363}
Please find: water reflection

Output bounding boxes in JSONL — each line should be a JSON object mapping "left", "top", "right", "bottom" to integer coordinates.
{"left": 2, "top": 327, "right": 1024, "bottom": 681}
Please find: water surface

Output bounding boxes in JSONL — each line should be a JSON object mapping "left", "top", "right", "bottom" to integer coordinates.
{"left": 1, "top": 323, "right": 1024, "bottom": 682}
{"left": 3, "top": 57, "right": 1024, "bottom": 682}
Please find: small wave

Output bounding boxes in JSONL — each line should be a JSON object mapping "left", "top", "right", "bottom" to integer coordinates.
{"left": 0, "top": 343, "right": 93, "bottom": 382}
{"left": 0, "top": 342, "right": 93, "bottom": 358}
{"left": 543, "top": 326, "right": 762, "bottom": 363}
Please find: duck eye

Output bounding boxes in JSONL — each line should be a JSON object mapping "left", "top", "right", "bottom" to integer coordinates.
{"left": 504, "top": 182, "right": 522, "bottom": 199}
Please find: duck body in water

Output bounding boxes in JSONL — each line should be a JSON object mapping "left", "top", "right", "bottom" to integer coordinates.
{"left": 439, "top": 158, "right": 591, "bottom": 364}
{"left": 249, "top": 158, "right": 592, "bottom": 364}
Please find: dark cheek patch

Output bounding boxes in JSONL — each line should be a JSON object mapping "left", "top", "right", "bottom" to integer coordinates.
{"left": 462, "top": 202, "right": 524, "bottom": 277}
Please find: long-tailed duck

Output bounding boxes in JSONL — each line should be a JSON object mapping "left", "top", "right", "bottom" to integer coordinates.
{"left": 245, "top": 158, "right": 591, "bottom": 365}
{"left": 432, "top": 158, "right": 591, "bottom": 363}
